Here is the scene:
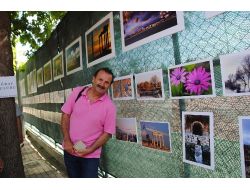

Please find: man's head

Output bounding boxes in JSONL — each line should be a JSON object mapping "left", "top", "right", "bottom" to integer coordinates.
{"left": 92, "top": 68, "right": 114, "bottom": 95}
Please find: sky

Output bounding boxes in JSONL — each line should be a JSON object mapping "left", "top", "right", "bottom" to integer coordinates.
{"left": 242, "top": 118, "right": 250, "bottom": 145}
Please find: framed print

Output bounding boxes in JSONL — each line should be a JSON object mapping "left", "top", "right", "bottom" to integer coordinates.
{"left": 182, "top": 112, "right": 214, "bottom": 170}
{"left": 111, "top": 74, "right": 134, "bottom": 100}
{"left": 135, "top": 69, "right": 165, "bottom": 101}
{"left": 43, "top": 60, "right": 52, "bottom": 85}
{"left": 53, "top": 51, "right": 64, "bottom": 81}
{"left": 19, "top": 79, "right": 26, "bottom": 97}
{"left": 37, "top": 67, "right": 43, "bottom": 88}
{"left": 204, "top": 11, "right": 224, "bottom": 19}
{"left": 65, "top": 36, "right": 83, "bottom": 75}
{"left": 116, "top": 118, "right": 138, "bottom": 143}
{"left": 220, "top": 49, "right": 250, "bottom": 96}
{"left": 85, "top": 12, "right": 115, "bottom": 68}
{"left": 140, "top": 120, "right": 172, "bottom": 153}
{"left": 30, "top": 69, "right": 37, "bottom": 94}
{"left": 168, "top": 58, "right": 216, "bottom": 99}
{"left": 239, "top": 116, "right": 250, "bottom": 178}
{"left": 120, "top": 11, "right": 184, "bottom": 52}
{"left": 27, "top": 73, "right": 31, "bottom": 95}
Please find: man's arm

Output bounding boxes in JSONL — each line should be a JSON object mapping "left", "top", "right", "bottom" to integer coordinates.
{"left": 61, "top": 112, "right": 74, "bottom": 154}
{"left": 75, "top": 132, "right": 111, "bottom": 156}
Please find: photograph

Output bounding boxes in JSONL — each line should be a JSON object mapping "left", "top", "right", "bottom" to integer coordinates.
{"left": 27, "top": 72, "right": 32, "bottom": 94}
{"left": 116, "top": 118, "right": 138, "bottom": 143}
{"left": 168, "top": 58, "right": 215, "bottom": 99}
{"left": 30, "top": 69, "right": 37, "bottom": 94}
{"left": 19, "top": 79, "right": 26, "bottom": 97}
{"left": 220, "top": 49, "right": 250, "bottom": 96}
{"left": 239, "top": 116, "right": 250, "bottom": 178}
{"left": 140, "top": 120, "right": 172, "bottom": 152}
{"left": 43, "top": 60, "right": 52, "bottom": 85}
{"left": 111, "top": 74, "right": 134, "bottom": 100}
{"left": 37, "top": 67, "right": 43, "bottom": 88}
{"left": 85, "top": 12, "right": 115, "bottom": 68}
{"left": 135, "top": 69, "right": 165, "bottom": 100}
{"left": 182, "top": 112, "right": 214, "bottom": 170}
{"left": 120, "top": 11, "right": 184, "bottom": 52}
{"left": 53, "top": 51, "right": 64, "bottom": 81}
{"left": 204, "top": 11, "right": 224, "bottom": 19}
{"left": 65, "top": 36, "right": 83, "bottom": 75}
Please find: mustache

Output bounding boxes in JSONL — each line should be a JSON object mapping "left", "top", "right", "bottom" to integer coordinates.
{"left": 96, "top": 84, "right": 105, "bottom": 89}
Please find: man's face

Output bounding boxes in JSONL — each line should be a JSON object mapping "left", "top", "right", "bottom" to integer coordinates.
{"left": 92, "top": 70, "right": 112, "bottom": 95}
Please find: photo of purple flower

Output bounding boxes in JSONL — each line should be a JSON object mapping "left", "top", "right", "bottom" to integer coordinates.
{"left": 168, "top": 59, "right": 215, "bottom": 99}
{"left": 185, "top": 66, "right": 211, "bottom": 95}
{"left": 170, "top": 67, "right": 187, "bottom": 86}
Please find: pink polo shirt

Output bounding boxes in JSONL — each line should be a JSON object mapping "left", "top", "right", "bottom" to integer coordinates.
{"left": 61, "top": 86, "right": 116, "bottom": 158}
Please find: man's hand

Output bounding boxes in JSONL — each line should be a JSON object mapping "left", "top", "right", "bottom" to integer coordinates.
{"left": 64, "top": 139, "right": 74, "bottom": 154}
{"left": 75, "top": 147, "right": 94, "bottom": 157}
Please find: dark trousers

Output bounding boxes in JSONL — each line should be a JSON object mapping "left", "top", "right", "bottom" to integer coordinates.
{"left": 64, "top": 151, "right": 99, "bottom": 178}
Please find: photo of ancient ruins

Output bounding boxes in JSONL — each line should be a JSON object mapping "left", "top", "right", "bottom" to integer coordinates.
{"left": 140, "top": 120, "right": 171, "bottom": 152}
{"left": 182, "top": 112, "right": 214, "bottom": 170}
{"left": 239, "top": 116, "right": 250, "bottom": 178}
{"left": 85, "top": 12, "right": 115, "bottom": 68}
{"left": 220, "top": 49, "right": 250, "bottom": 96}
{"left": 116, "top": 118, "right": 138, "bottom": 143}
{"left": 111, "top": 74, "right": 134, "bottom": 100}
{"left": 134, "top": 69, "right": 165, "bottom": 100}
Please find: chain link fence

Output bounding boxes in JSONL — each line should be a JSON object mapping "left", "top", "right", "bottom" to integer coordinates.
{"left": 18, "top": 11, "right": 250, "bottom": 177}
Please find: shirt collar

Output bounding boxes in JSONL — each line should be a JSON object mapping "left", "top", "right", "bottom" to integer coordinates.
{"left": 82, "top": 87, "right": 108, "bottom": 101}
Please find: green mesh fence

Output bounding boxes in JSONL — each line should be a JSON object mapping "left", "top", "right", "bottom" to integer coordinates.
{"left": 18, "top": 11, "right": 250, "bottom": 178}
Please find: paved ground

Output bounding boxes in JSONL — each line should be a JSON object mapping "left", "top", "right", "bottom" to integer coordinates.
{"left": 21, "top": 137, "right": 67, "bottom": 178}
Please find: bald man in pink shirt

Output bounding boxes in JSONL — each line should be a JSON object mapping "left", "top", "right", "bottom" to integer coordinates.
{"left": 61, "top": 68, "right": 116, "bottom": 178}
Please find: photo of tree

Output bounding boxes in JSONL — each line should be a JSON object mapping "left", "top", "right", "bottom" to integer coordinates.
{"left": 65, "top": 37, "right": 82, "bottom": 75}
{"left": 120, "top": 11, "right": 184, "bottom": 52}
{"left": 168, "top": 59, "right": 215, "bottom": 99}
{"left": 140, "top": 121, "right": 171, "bottom": 153}
{"left": 37, "top": 67, "right": 43, "bottom": 87}
{"left": 135, "top": 69, "right": 165, "bottom": 101}
{"left": 182, "top": 112, "right": 214, "bottom": 170}
{"left": 239, "top": 116, "right": 250, "bottom": 178}
{"left": 220, "top": 49, "right": 250, "bottom": 96}
{"left": 116, "top": 118, "right": 138, "bottom": 143}
{"left": 85, "top": 12, "right": 115, "bottom": 68}
{"left": 53, "top": 51, "right": 64, "bottom": 80}
{"left": 43, "top": 60, "right": 52, "bottom": 85}
{"left": 111, "top": 74, "right": 134, "bottom": 100}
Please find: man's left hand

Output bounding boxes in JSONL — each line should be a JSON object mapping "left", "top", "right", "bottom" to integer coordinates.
{"left": 74, "top": 147, "right": 93, "bottom": 156}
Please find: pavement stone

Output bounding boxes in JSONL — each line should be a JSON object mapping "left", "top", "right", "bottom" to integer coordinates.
{"left": 21, "top": 137, "right": 67, "bottom": 178}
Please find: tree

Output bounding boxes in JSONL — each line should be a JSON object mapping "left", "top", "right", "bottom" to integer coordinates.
{"left": 0, "top": 11, "right": 65, "bottom": 177}
{"left": 242, "top": 55, "right": 250, "bottom": 90}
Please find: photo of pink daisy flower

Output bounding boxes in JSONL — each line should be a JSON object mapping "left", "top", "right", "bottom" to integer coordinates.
{"left": 185, "top": 66, "right": 211, "bottom": 95}
{"left": 170, "top": 67, "right": 187, "bottom": 86}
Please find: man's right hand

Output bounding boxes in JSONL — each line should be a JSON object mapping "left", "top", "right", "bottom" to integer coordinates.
{"left": 64, "top": 140, "right": 74, "bottom": 154}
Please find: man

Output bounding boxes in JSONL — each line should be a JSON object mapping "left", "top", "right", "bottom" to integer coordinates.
{"left": 61, "top": 67, "right": 116, "bottom": 178}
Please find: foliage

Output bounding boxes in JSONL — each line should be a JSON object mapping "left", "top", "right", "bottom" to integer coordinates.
{"left": 10, "top": 11, "right": 66, "bottom": 58}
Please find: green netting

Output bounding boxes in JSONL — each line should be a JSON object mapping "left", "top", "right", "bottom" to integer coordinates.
{"left": 18, "top": 11, "right": 250, "bottom": 178}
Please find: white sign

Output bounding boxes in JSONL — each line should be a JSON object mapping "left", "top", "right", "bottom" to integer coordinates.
{"left": 0, "top": 76, "right": 17, "bottom": 98}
